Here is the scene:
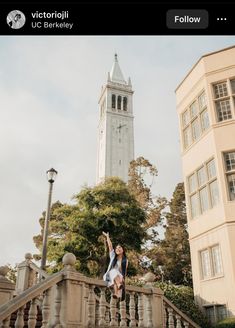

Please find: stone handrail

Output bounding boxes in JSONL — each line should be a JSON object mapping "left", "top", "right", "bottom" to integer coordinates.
{"left": 28, "top": 262, "right": 49, "bottom": 279}
{"left": 0, "top": 271, "right": 63, "bottom": 323}
{"left": 163, "top": 296, "right": 201, "bottom": 328}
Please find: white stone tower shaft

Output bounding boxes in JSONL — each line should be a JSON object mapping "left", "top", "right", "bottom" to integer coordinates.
{"left": 96, "top": 54, "right": 134, "bottom": 183}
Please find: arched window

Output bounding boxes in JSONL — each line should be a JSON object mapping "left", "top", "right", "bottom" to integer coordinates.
{"left": 117, "top": 96, "right": 122, "bottom": 110}
{"left": 123, "top": 97, "right": 128, "bottom": 111}
{"left": 112, "top": 94, "right": 116, "bottom": 109}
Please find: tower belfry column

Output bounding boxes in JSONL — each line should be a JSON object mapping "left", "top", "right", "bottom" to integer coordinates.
{"left": 96, "top": 54, "right": 134, "bottom": 183}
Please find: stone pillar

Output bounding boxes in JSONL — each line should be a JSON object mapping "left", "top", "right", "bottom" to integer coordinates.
{"left": 0, "top": 266, "right": 15, "bottom": 306}
{"left": 15, "top": 253, "right": 33, "bottom": 294}
{"left": 59, "top": 253, "right": 88, "bottom": 328}
{"left": 150, "top": 287, "right": 164, "bottom": 328}
{"left": 142, "top": 272, "right": 164, "bottom": 328}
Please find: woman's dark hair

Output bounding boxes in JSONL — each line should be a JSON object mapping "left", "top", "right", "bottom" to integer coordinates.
{"left": 111, "top": 244, "right": 127, "bottom": 276}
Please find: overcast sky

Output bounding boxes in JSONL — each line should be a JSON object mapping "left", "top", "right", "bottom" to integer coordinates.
{"left": 0, "top": 36, "right": 234, "bottom": 267}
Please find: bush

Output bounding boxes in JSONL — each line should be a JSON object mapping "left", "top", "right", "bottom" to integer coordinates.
{"left": 154, "top": 282, "right": 212, "bottom": 328}
{"left": 215, "top": 318, "right": 235, "bottom": 328}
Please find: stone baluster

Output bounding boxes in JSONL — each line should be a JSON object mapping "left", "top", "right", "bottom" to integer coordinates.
{"left": 51, "top": 283, "right": 62, "bottom": 327}
{"left": 163, "top": 305, "right": 168, "bottom": 328}
{"left": 28, "top": 298, "right": 38, "bottom": 328}
{"left": 129, "top": 292, "right": 136, "bottom": 327}
{"left": 146, "top": 294, "right": 153, "bottom": 328}
{"left": 41, "top": 287, "right": 51, "bottom": 328}
{"left": 109, "top": 294, "right": 117, "bottom": 327}
{"left": 15, "top": 305, "right": 25, "bottom": 328}
{"left": 120, "top": 299, "right": 126, "bottom": 327}
{"left": 138, "top": 293, "right": 144, "bottom": 327}
{"left": 1, "top": 317, "right": 10, "bottom": 328}
{"left": 183, "top": 321, "right": 189, "bottom": 328}
{"left": 168, "top": 307, "right": 175, "bottom": 328}
{"left": 99, "top": 287, "right": 106, "bottom": 326}
{"left": 176, "top": 314, "right": 182, "bottom": 328}
{"left": 105, "top": 308, "right": 110, "bottom": 325}
{"left": 95, "top": 302, "right": 100, "bottom": 326}
{"left": 87, "top": 285, "right": 95, "bottom": 327}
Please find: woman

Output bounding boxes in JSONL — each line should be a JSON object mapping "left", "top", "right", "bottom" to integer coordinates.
{"left": 102, "top": 232, "right": 128, "bottom": 300}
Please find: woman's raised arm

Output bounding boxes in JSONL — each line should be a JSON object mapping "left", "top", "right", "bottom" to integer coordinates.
{"left": 102, "top": 231, "right": 113, "bottom": 253}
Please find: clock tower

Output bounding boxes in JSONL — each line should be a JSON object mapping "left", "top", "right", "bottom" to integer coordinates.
{"left": 96, "top": 54, "right": 134, "bottom": 183}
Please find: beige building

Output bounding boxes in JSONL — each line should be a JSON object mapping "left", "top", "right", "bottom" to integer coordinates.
{"left": 176, "top": 45, "right": 235, "bottom": 324}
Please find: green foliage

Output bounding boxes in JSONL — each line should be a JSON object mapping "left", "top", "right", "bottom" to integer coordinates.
{"left": 215, "top": 318, "right": 235, "bottom": 328}
{"left": 33, "top": 177, "right": 147, "bottom": 277}
{"left": 151, "top": 183, "right": 192, "bottom": 286}
{"left": 155, "top": 282, "right": 211, "bottom": 328}
{"left": 6, "top": 265, "right": 17, "bottom": 283}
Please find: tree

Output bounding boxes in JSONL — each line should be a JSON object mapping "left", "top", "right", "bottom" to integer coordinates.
{"left": 128, "top": 156, "right": 167, "bottom": 234}
{"left": 33, "top": 177, "right": 147, "bottom": 277}
{"left": 151, "top": 183, "right": 192, "bottom": 286}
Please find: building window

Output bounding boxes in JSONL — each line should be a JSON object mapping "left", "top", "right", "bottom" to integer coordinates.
{"left": 213, "top": 79, "right": 235, "bottom": 122}
{"left": 188, "top": 158, "right": 219, "bottom": 218}
{"left": 200, "top": 244, "right": 223, "bottom": 280}
{"left": 112, "top": 94, "right": 116, "bottom": 109}
{"left": 224, "top": 151, "right": 235, "bottom": 200}
{"left": 215, "top": 99, "right": 232, "bottom": 121}
{"left": 117, "top": 96, "right": 122, "bottom": 110}
{"left": 231, "top": 79, "right": 235, "bottom": 94}
{"left": 214, "top": 82, "right": 228, "bottom": 99}
{"left": 181, "top": 90, "right": 210, "bottom": 150}
{"left": 191, "top": 118, "right": 200, "bottom": 141}
{"left": 183, "top": 127, "right": 192, "bottom": 148}
{"left": 205, "top": 305, "right": 227, "bottom": 324}
{"left": 200, "top": 110, "right": 210, "bottom": 132}
{"left": 123, "top": 97, "right": 128, "bottom": 111}
{"left": 198, "top": 91, "right": 207, "bottom": 109}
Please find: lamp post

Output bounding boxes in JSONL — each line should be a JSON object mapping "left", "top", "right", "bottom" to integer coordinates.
{"left": 40, "top": 168, "right": 58, "bottom": 270}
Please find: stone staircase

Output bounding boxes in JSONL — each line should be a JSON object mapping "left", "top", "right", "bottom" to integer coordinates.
{"left": 0, "top": 253, "right": 201, "bottom": 328}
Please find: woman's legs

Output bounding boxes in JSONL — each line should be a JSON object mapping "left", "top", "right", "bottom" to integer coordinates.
{"left": 114, "top": 274, "right": 123, "bottom": 289}
{"left": 113, "top": 275, "right": 123, "bottom": 298}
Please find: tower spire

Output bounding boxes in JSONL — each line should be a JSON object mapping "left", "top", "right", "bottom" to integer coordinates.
{"left": 110, "top": 54, "right": 126, "bottom": 84}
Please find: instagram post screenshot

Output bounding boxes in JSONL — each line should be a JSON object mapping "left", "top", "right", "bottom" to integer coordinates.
{"left": 0, "top": 1, "right": 235, "bottom": 327}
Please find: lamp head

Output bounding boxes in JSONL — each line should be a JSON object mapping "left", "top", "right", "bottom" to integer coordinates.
{"left": 47, "top": 168, "right": 58, "bottom": 183}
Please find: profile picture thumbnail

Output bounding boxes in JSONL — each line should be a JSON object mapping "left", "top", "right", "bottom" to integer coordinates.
{"left": 7, "top": 10, "right": 26, "bottom": 29}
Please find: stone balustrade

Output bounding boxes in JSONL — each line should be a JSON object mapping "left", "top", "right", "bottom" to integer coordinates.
{"left": 0, "top": 253, "right": 201, "bottom": 328}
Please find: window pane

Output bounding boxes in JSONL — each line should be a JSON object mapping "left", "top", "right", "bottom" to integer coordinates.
{"left": 190, "top": 193, "right": 199, "bottom": 218}
{"left": 217, "top": 305, "right": 227, "bottom": 321}
{"left": 224, "top": 152, "right": 235, "bottom": 171}
{"left": 182, "top": 110, "right": 190, "bottom": 127}
{"left": 216, "top": 100, "right": 232, "bottom": 121}
{"left": 190, "top": 101, "right": 197, "bottom": 119}
{"left": 211, "top": 245, "right": 223, "bottom": 276}
{"left": 201, "top": 110, "right": 210, "bottom": 131}
{"left": 198, "top": 167, "right": 207, "bottom": 186}
{"left": 230, "top": 79, "right": 235, "bottom": 94}
{"left": 210, "top": 180, "right": 220, "bottom": 207}
{"left": 201, "top": 250, "right": 211, "bottom": 278}
{"left": 227, "top": 174, "right": 235, "bottom": 200}
{"left": 205, "top": 306, "right": 216, "bottom": 325}
{"left": 198, "top": 92, "right": 207, "bottom": 109}
{"left": 207, "top": 159, "right": 216, "bottom": 179}
{"left": 189, "top": 173, "right": 197, "bottom": 193}
{"left": 192, "top": 118, "right": 200, "bottom": 141}
{"left": 112, "top": 94, "right": 116, "bottom": 109}
{"left": 200, "top": 187, "right": 209, "bottom": 212}
{"left": 123, "top": 97, "right": 127, "bottom": 111}
{"left": 183, "top": 127, "right": 192, "bottom": 149}
{"left": 117, "top": 96, "right": 122, "bottom": 110}
{"left": 214, "top": 82, "right": 228, "bottom": 98}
